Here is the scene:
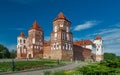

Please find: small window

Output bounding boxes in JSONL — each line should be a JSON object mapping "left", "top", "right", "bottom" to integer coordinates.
{"left": 20, "top": 39, "right": 22, "bottom": 43}
{"left": 54, "top": 45, "right": 56, "bottom": 49}
{"left": 24, "top": 40, "right": 26, "bottom": 43}
{"left": 23, "top": 45, "right": 26, "bottom": 48}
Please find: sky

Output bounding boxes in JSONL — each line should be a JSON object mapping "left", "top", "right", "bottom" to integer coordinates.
{"left": 0, "top": 0, "right": 120, "bottom": 55}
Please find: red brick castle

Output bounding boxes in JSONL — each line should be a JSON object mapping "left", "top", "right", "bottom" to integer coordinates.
{"left": 17, "top": 12, "right": 103, "bottom": 62}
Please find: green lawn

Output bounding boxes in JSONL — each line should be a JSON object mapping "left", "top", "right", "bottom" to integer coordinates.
{"left": 0, "top": 59, "right": 64, "bottom": 72}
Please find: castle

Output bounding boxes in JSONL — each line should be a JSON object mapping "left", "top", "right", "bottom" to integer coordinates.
{"left": 17, "top": 12, "right": 103, "bottom": 62}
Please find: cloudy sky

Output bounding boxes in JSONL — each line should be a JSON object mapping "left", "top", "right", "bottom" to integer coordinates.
{"left": 0, "top": 0, "right": 120, "bottom": 55}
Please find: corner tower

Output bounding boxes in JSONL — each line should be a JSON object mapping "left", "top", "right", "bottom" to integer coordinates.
{"left": 50, "top": 12, "right": 73, "bottom": 60}
{"left": 17, "top": 32, "right": 27, "bottom": 59}
{"left": 93, "top": 35, "right": 103, "bottom": 62}
{"left": 27, "top": 20, "right": 44, "bottom": 58}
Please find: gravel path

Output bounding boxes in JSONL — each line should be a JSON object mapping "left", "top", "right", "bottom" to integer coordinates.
{"left": 2, "top": 61, "right": 87, "bottom": 75}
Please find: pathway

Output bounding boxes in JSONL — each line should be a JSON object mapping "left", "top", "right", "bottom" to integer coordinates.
{"left": 2, "top": 62, "right": 87, "bottom": 75}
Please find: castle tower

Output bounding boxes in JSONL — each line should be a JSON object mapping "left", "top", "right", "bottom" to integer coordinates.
{"left": 93, "top": 35, "right": 103, "bottom": 62}
{"left": 27, "top": 20, "right": 44, "bottom": 58}
{"left": 17, "top": 32, "right": 27, "bottom": 59}
{"left": 50, "top": 12, "right": 73, "bottom": 60}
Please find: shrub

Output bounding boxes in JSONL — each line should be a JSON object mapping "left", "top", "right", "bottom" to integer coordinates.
{"left": 44, "top": 71, "right": 52, "bottom": 75}
{"left": 52, "top": 70, "right": 65, "bottom": 75}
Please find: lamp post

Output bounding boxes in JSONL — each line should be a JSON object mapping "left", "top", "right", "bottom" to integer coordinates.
{"left": 3, "top": 49, "right": 6, "bottom": 59}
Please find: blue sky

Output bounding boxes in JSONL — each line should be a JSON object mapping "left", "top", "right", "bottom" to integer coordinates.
{"left": 0, "top": 0, "right": 120, "bottom": 55}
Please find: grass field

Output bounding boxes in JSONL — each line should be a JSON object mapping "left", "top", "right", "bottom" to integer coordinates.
{"left": 0, "top": 59, "right": 64, "bottom": 72}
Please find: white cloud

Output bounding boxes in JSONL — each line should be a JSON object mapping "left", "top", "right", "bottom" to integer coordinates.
{"left": 99, "top": 28, "right": 120, "bottom": 35}
{"left": 98, "top": 28, "right": 120, "bottom": 56}
{"left": 74, "top": 21, "right": 98, "bottom": 31}
{"left": 82, "top": 25, "right": 120, "bottom": 56}
{"left": 44, "top": 36, "right": 50, "bottom": 41}
{"left": 116, "top": 23, "right": 120, "bottom": 27}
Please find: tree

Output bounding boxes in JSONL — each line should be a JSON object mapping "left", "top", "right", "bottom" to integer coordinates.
{"left": 10, "top": 49, "right": 16, "bottom": 58}
{"left": 0, "top": 44, "right": 10, "bottom": 58}
{"left": 104, "top": 53, "right": 120, "bottom": 62}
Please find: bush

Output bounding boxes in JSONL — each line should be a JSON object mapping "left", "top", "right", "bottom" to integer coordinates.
{"left": 52, "top": 70, "right": 65, "bottom": 75}
{"left": 76, "top": 64, "right": 119, "bottom": 75}
{"left": 44, "top": 71, "right": 52, "bottom": 75}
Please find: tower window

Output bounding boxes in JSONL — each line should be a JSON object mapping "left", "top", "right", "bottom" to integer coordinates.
{"left": 20, "top": 39, "right": 22, "bottom": 43}
{"left": 66, "top": 26, "right": 69, "bottom": 32}
{"left": 54, "top": 33, "right": 57, "bottom": 40}
{"left": 56, "top": 44, "right": 59, "bottom": 49}
{"left": 62, "top": 33, "right": 64, "bottom": 40}
{"left": 54, "top": 45, "right": 56, "bottom": 49}
{"left": 69, "top": 44, "right": 71, "bottom": 50}
{"left": 37, "top": 46, "right": 39, "bottom": 49}
{"left": 23, "top": 45, "right": 26, "bottom": 48}
{"left": 24, "top": 40, "right": 26, "bottom": 43}
{"left": 63, "top": 45, "right": 64, "bottom": 49}
{"left": 66, "top": 43, "right": 68, "bottom": 50}
{"left": 32, "top": 38, "right": 35, "bottom": 44}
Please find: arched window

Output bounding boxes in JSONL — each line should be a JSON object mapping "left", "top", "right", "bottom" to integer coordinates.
{"left": 54, "top": 26, "right": 57, "bottom": 32}
{"left": 66, "top": 26, "right": 69, "bottom": 32}
{"left": 69, "top": 44, "right": 71, "bottom": 50}
{"left": 67, "top": 34, "right": 69, "bottom": 41}
{"left": 54, "top": 33, "right": 57, "bottom": 40}
{"left": 24, "top": 40, "right": 26, "bottom": 43}
{"left": 66, "top": 43, "right": 68, "bottom": 50}
{"left": 62, "top": 33, "right": 64, "bottom": 40}
{"left": 20, "top": 39, "right": 22, "bottom": 43}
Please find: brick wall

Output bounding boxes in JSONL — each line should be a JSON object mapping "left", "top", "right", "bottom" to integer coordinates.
{"left": 73, "top": 45, "right": 91, "bottom": 61}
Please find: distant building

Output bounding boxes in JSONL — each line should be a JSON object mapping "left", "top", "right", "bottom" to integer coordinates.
{"left": 73, "top": 36, "right": 103, "bottom": 62}
{"left": 17, "top": 12, "right": 103, "bottom": 62}
{"left": 93, "top": 36, "right": 103, "bottom": 61}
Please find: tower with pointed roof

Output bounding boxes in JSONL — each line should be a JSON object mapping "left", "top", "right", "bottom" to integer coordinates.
{"left": 27, "top": 20, "right": 44, "bottom": 58}
{"left": 50, "top": 12, "right": 73, "bottom": 60}
{"left": 17, "top": 32, "right": 27, "bottom": 59}
{"left": 93, "top": 35, "right": 103, "bottom": 61}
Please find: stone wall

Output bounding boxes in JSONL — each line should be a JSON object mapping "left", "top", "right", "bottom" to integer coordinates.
{"left": 43, "top": 45, "right": 51, "bottom": 59}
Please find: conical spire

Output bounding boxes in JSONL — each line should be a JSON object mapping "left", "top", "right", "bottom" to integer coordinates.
{"left": 54, "top": 12, "right": 70, "bottom": 22}
{"left": 57, "top": 12, "right": 66, "bottom": 19}
{"left": 19, "top": 32, "right": 26, "bottom": 38}
{"left": 30, "top": 20, "right": 42, "bottom": 31}
{"left": 94, "top": 35, "right": 102, "bottom": 40}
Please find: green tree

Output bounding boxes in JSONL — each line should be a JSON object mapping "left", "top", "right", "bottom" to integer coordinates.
{"left": 104, "top": 53, "right": 120, "bottom": 62}
{"left": 10, "top": 49, "right": 16, "bottom": 58}
{"left": 0, "top": 44, "right": 10, "bottom": 58}
{"left": 104, "top": 53, "right": 116, "bottom": 60}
